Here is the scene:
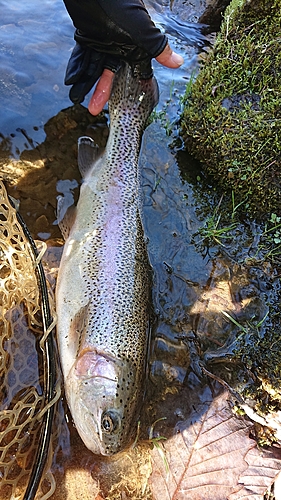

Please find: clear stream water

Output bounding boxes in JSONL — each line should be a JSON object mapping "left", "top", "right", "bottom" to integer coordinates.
{"left": 0, "top": 1, "right": 279, "bottom": 499}
{"left": 0, "top": 0, "right": 206, "bottom": 156}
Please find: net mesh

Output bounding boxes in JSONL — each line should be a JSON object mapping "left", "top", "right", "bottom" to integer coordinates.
{"left": 0, "top": 181, "right": 55, "bottom": 500}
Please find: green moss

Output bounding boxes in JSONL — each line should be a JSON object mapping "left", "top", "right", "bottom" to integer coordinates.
{"left": 181, "top": 0, "right": 281, "bottom": 218}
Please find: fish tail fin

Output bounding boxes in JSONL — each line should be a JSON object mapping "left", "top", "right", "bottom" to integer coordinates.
{"left": 109, "top": 63, "right": 159, "bottom": 124}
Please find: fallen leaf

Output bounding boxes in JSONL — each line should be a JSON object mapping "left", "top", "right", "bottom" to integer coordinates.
{"left": 149, "top": 387, "right": 281, "bottom": 500}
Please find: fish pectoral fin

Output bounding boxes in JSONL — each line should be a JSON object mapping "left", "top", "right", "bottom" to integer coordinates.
{"left": 71, "top": 303, "right": 90, "bottom": 355}
{"left": 57, "top": 195, "right": 76, "bottom": 240}
{"left": 78, "top": 136, "right": 103, "bottom": 178}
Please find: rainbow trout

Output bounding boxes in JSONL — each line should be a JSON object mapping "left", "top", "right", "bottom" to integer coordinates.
{"left": 56, "top": 63, "right": 158, "bottom": 455}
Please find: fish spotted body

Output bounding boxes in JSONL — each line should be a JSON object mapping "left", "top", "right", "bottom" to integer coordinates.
{"left": 56, "top": 63, "right": 158, "bottom": 455}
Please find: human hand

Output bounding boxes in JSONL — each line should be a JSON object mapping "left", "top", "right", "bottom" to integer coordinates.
{"left": 88, "top": 44, "right": 183, "bottom": 115}
{"left": 63, "top": 0, "right": 184, "bottom": 115}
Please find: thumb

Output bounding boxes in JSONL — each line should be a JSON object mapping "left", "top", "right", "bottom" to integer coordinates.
{"left": 88, "top": 68, "right": 115, "bottom": 116}
{"left": 155, "top": 43, "right": 184, "bottom": 68}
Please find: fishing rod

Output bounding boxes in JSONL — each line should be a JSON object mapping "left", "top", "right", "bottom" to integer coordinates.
{"left": 8, "top": 197, "right": 57, "bottom": 500}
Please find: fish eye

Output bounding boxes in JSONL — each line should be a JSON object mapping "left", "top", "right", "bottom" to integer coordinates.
{"left": 101, "top": 410, "right": 120, "bottom": 434}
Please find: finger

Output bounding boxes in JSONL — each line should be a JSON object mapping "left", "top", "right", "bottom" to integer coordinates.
{"left": 88, "top": 68, "right": 115, "bottom": 116}
{"left": 155, "top": 43, "right": 184, "bottom": 68}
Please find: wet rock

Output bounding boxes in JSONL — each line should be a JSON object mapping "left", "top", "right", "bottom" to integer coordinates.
{"left": 199, "top": 0, "right": 232, "bottom": 29}
{"left": 34, "top": 214, "right": 50, "bottom": 234}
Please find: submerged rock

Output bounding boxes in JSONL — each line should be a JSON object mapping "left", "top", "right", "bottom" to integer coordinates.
{"left": 181, "top": 0, "right": 281, "bottom": 218}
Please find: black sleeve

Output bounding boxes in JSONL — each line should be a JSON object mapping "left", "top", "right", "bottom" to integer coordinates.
{"left": 62, "top": 0, "right": 167, "bottom": 59}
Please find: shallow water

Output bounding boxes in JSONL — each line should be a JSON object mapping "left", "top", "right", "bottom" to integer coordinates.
{"left": 1, "top": 1, "right": 280, "bottom": 499}
{"left": 0, "top": 0, "right": 206, "bottom": 157}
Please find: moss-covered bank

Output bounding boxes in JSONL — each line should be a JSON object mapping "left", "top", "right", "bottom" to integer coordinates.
{"left": 181, "top": 0, "right": 281, "bottom": 218}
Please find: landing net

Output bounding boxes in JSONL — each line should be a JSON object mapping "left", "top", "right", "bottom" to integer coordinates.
{"left": 0, "top": 181, "right": 57, "bottom": 500}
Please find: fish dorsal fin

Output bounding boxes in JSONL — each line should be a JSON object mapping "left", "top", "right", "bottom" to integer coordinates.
{"left": 56, "top": 195, "right": 76, "bottom": 240}
{"left": 78, "top": 136, "right": 101, "bottom": 178}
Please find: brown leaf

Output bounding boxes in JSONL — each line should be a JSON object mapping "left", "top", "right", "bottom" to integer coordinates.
{"left": 149, "top": 388, "right": 281, "bottom": 500}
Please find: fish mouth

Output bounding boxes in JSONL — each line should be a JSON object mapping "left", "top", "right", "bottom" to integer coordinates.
{"left": 69, "top": 393, "right": 123, "bottom": 456}
{"left": 74, "top": 406, "right": 104, "bottom": 455}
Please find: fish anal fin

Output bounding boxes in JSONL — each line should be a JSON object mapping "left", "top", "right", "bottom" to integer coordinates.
{"left": 78, "top": 136, "right": 102, "bottom": 178}
{"left": 57, "top": 195, "right": 76, "bottom": 240}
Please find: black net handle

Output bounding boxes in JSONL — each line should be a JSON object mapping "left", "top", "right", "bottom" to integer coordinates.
{"left": 9, "top": 198, "right": 57, "bottom": 500}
